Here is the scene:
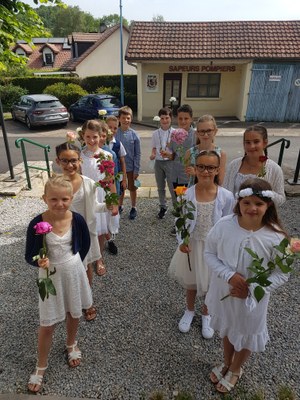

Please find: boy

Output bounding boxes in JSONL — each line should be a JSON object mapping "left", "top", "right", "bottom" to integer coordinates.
{"left": 168, "top": 104, "right": 195, "bottom": 235}
{"left": 115, "top": 106, "right": 141, "bottom": 220}
{"left": 106, "top": 115, "right": 127, "bottom": 197}
{"left": 149, "top": 107, "right": 175, "bottom": 218}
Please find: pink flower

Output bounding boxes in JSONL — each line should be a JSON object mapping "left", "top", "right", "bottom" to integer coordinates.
{"left": 66, "top": 131, "right": 77, "bottom": 143}
{"left": 34, "top": 222, "right": 53, "bottom": 235}
{"left": 290, "top": 238, "right": 300, "bottom": 254}
{"left": 171, "top": 128, "right": 188, "bottom": 145}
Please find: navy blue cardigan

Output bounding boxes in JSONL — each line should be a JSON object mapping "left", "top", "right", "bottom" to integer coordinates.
{"left": 25, "top": 212, "right": 91, "bottom": 267}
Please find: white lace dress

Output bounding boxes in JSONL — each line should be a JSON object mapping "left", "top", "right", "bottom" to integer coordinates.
{"left": 169, "top": 200, "right": 215, "bottom": 297}
{"left": 39, "top": 229, "right": 92, "bottom": 327}
{"left": 71, "top": 182, "right": 101, "bottom": 265}
{"left": 81, "top": 149, "right": 110, "bottom": 235}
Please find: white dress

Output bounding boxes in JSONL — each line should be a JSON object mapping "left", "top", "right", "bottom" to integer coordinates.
{"left": 205, "top": 215, "right": 288, "bottom": 352}
{"left": 39, "top": 229, "right": 92, "bottom": 327}
{"left": 81, "top": 149, "right": 110, "bottom": 235}
{"left": 71, "top": 182, "right": 101, "bottom": 265}
{"left": 169, "top": 200, "right": 215, "bottom": 296}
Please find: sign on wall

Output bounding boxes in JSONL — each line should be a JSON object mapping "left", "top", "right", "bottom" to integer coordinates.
{"left": 146, "top": 74, "right": 159, "bottom": 92}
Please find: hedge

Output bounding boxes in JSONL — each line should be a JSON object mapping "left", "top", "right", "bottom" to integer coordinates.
{"left": 0, "top": 77, "right": 81, "bottom": 94}
{"left": 81, "top": 75, "right": 137, "bottom": 94}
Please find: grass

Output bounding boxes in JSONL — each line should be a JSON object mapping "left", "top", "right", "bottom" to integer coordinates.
{"left": 3, "top": 112, "right": 12, "bottom": 120}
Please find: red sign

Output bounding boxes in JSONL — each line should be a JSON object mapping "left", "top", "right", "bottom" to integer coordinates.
{"left": 168, "top": 65, "right": 236, "bottom": 72}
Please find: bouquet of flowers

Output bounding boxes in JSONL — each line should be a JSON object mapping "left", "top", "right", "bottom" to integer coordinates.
{"left": 32, "top": 222, "right": 56, "bottom": 301}
{"left": 257, "top": 155, "right": 268, "bottom": 178}
{"left": 94, "top": 152, "right": 119, "bottom": 206}
{"left": 172, "top": 186, "right": 195, "bottom": 271}
{"left": 170, "top": 128, "right": 189, "bottom": 164}
{"left": 221, "top": 237, "right": 300, "bottom": 302}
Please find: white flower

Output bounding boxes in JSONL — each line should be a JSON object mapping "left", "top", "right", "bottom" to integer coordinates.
{"left": 153, "top": 115, "right": 160, "bottom": 122}
{"left": 169, "top": 96, "right": 176, "bottom": 102}
{"left": 76, "top": 127, "right": 82, "bottom": 133}
{"left": 237, "top": 188, "right": 254, "bottom": 198}
{"left": 261, "top": 190, "right": 274, "bottom": 199}
{"left": 98, "top": 109, "right": 107, "bottom": 116}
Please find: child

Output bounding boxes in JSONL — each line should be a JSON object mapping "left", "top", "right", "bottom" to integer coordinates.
{"left": 149, "top": 107, "right": 175, "bottom": 218}
{"left": 224, "top": 125, "right": 285, "bottom": 206}
{"left": 115, "top": 106, "right": 141, "bottom": 220}
{"left": 26, "top": 175, "right": 92, "bottom": 393}
{"left": 168, "top": 104, "right": 195, "bottom": 235}
{"left": 79, "top": 120, "right": 119, "bottom": 274}
{"left": 185, "top": 115, "right": 226, "bottom": 186}
{"left": 169, "top": 151, "right": 235, "bottom": 338}
{"left": 106, "top": 115, "right": 127, "bottom": 198}
{"left": 205, "top": 178, "right": 289, "bottom": 393}
{"left": 56, "top": 142, "right": 111, "bottom": 321}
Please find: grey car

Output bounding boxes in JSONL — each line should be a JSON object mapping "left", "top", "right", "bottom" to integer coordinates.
{"left": 11, "top": 94, "right": 69, "bottom": 129}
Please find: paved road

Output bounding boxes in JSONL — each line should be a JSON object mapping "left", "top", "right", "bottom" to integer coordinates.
{"left": 1, "top": 119, "right": 300, "bottom": 174}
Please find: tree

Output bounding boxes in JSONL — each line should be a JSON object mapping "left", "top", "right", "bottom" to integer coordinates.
{"left": 152, "top": 14, "right": 165, "bottom": 22}
{"left": 0, "top": 0, "right": 64, "bottom": 71}
{"left": 36, "top": 5, "right": 100, "bottom": 36}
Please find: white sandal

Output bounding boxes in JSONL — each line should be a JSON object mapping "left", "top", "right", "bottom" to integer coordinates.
{"left": 210, "top": 363, "right": 228, "bottom": 383}
{"left": 28, "top": 365, "right": 47, "bottom": 392}
{"left": 216, "top": 369, "right": 243, "bottom": 393}
{"left": 66, "top": 341, "right": 82, "bottom": 368}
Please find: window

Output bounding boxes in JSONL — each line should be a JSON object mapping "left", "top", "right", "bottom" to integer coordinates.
{"left": 45, "top": 53, "right": 53, "bottom": 65}
{"left": 187, "top": 73, "right": 221, "bottom": 98}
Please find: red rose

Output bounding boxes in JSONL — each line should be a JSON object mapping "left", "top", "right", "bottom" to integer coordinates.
{"left": 259, "top": 155, "right": 268, "bottom": 162}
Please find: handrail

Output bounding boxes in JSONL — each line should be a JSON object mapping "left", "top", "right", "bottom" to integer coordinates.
{"left": 15, "top": 138, "right": 51, "bottom": 190}
{"left": 266, "top": 138, "right": 290, "bottom": 166}
{"left": 287, "top": 149, "right": 300, "bottom": 185}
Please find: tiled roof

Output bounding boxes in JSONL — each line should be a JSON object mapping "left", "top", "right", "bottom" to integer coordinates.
{"left": 126, "top": 21, "right": 300, "bottom": 61}
{"left": 39, "top": 43, "right": 60, "bottom": 54}
{"left": 12, "top": 43, "right": 33, "bottom": 55}
{"left": 65, "top": 24, "right": 129, "bottom": 70}
{"left": 26, "top": 43, "right": 71, "bottom": 70}
{"left": 69, "top": 32, "right": 103, "bottom": 43}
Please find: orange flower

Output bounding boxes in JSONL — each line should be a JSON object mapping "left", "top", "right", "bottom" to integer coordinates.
{"left": 174, "top": 186, "right": 187, "bottom": 196}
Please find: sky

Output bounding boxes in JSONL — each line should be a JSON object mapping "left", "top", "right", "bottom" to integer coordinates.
{"left": 24, "top": 0, "right": 300, "bottom": 22}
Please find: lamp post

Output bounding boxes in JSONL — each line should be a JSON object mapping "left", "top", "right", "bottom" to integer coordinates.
{"left": 119, "top": 0, "right": 124, "bottom": 105}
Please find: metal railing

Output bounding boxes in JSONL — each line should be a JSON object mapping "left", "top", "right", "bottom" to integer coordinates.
{"left": 287, "top": 149, "right": 300, "bottom": 185}
{"left": 15, "top": 138, "right": 51, "bottom": 190}
{"left": 266, "top": 138, "right": 290, "bottom": 166}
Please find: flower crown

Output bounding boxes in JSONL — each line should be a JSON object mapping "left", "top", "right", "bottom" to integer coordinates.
{"left": 236, "top": 188, "right": 274, "bottom": 199}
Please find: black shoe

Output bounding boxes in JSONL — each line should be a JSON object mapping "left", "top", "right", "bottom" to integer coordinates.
{"left": 170, "top": 226, "right": 176, "bottom": 236}
{"left": 119, "top": 206, "right": 124, "bottom": 214}
{"left": 107, "top": 240, "right": 118, "bottom": 255}
{"left": 158, "top": 207, "right": 167, "bottom": 219}
{"left": 129, "top": 207, "right": 137, "bottom": 220}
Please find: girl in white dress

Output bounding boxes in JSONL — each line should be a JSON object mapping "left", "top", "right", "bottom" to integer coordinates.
{"left": 56, "top": 142, "right": 111, "bottom": 322}
{"left": 25, "top": 175, "right": 92, "bottom": 393}
{"left": 169, "top": 151, "right": 235, "bottom": 338}
{"left": 79, "top": 120, "right": 119, "bottom": 276}
{"left": 223, "top": 125, "right": 285, "bottom": 206}
{"left": 205, "top": 178, "right": 289, "bottom": 394}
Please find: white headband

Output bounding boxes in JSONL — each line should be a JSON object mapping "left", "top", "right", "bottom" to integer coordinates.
{"left": 236, "top": 188, "right": 274, "bottom": 199}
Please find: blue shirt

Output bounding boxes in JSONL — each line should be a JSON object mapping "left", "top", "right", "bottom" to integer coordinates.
{"left": 115, "top": 127, "right": 141, "bottom": 174}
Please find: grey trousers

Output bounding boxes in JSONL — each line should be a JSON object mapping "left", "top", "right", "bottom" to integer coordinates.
{"left": 154, "top": 160, "right": 176, "bottom": 207}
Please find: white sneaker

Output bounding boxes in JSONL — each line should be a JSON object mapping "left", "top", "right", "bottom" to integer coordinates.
{"left": 178, "top": 310, "right": 195, "bottom": 333}
{"left": 201, "top": 314, "right": 214, "bottom": 339}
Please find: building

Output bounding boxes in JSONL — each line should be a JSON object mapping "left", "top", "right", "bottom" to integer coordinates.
{"left": 126, "top": 20, "right": 300, "bottom": 122}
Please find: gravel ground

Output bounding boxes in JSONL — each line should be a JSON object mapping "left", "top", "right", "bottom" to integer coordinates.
{"left": 0, "top": 196, "right": 299, "bottom": 400}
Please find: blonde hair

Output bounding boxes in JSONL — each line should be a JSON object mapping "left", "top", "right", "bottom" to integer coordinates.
{"left": 196, "top": 114, "right": 218, "bottom": 145}
{"left": 44, "top": 174, "right": 73, "bottom": 196}
{"left": 118, "top": 106, "right": 133, "bottom": 119}
{"left": 106, "top": 115, "right": 118, "bottom": 123}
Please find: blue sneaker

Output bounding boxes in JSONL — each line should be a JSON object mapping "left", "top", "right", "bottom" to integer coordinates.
{"left": 129, "top": 207, "right": 137, "bottom": 220}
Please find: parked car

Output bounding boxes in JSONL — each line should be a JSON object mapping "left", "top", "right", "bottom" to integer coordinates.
{"left": 69, "top": 94, "right": 122, "bottom": 122}
{"left": 11, "top": 94, "right": 69, "bottom": 129}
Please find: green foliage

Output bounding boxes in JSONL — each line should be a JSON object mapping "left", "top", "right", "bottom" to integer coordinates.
{"left": 277, "top": 385, "right": 296, "bottom": 400}
{"left": 43, "top": 82, "right": 88, "bottom": 108}
{"left": 81, "top": 75, "right": 137, "bottom": 94}
{"left": 37, "top": 268, "right": 57, "bottom": 302}
{"left": 0, "top": 77, "right": 81, "bottom": 94}
{"left": 148, "top": 391, "right": 165, "bottom": 400}
{"left": 174, "top": 392, "right": 194, "bottom": 400}
{"left": 0, "top": 0, "right": 65, "bottom": 71}
{"left": 0, "top": 84, "right": 28, "bottom": 111}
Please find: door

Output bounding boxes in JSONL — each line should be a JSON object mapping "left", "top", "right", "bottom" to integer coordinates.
{"left": 163, "top": 73, "right": 182, "bottom": 114}
{"left": 246, "top": 63, "right": 300, "bottom": 122}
